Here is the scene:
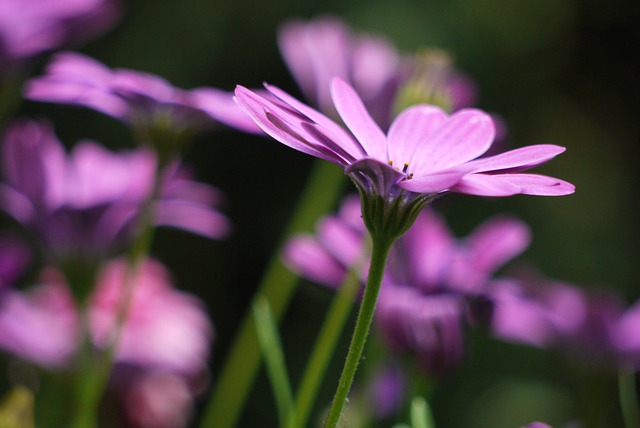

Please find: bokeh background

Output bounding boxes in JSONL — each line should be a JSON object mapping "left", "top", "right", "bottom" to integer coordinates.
{"left": 10, "top": 0, "right": 640, "bottom": 426}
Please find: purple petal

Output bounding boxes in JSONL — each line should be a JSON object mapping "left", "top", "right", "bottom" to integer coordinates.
{"left": 317, "top": 216, "right": 365, "bottom": 268}
{"left": 277, "top": 17, "right": 351, "bottom": 112}
{"left": 24, "top": 52, "right": 128, "bottom": 118}
{"left": 331, "top": 77, "right": 387, "bottom": 160}
{"left": 465, "top": 216, "right": 531, "bottom": 273}
{"left": 154, "top": 201, "right": 231, "bottom": 240}
{"left": 400, "top": 209, "right": 456, "bottom": 291}
{"left": 282, "top": 235, "right": 346, "bottom": 287}
{"left": 451, "top": 173, "right": 523, "bottom": 196}
{"left": 265, "top": 83, "right": 364, "bottom": 159}
{"left": 410, "top": 109, "right": 494, "bottom": 175}
{"left": 189, "top": 87, "right": 263, "bottom": 133}
{"left": 464, "top": 145, "right": 566, "bottom": 173}
{"left": 351, "top": 35, "right": 401, "bottom": 100}
{"left": 387, "top": 105, "right": 448, "bottom": 167}
{"left": 455, "top": 173, "right": 575, "bottom": 197}
{"left": 0, "top": 284, "right": 79, "bottom": 367}
{"left": 234, "top": 86, "right": 346, "bottom": 164}
{"left": 490, "top": 281, "right": 555, "bottom": 347}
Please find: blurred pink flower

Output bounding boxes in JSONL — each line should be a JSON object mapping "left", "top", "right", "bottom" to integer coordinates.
{"left": 0, "top": 120, "right": 230, "bottom": 274}
{"left": 89, "top": 258, "right": 212, "bottom": 375}
{"left": 284, "top": 195, "right": 531, "bottom": 374}
{"left": 278, "top": 15, "right": 477, "bottom": 127}
{"left": 0, "top": 0, "right": 120, "bottom": 73}
{"left": 0, "top": 258, "right": 213, "bottom": 371}
{"left": 117, "top": 370, "right": 196, "bottom": 428}
{"left": 0, "top": 257, "right": 212, "bottom": 427}
{"left": 489, "top": 275, "right": 638, "bottom": 367}
{"left": 0, "top": 276, "right": 79, "bottom": 367}
{"left": 24, "top": 52, "right": 261, "bottom": 135}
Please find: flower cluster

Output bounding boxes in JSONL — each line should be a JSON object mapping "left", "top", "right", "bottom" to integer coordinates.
{"left": 285, "top": 194, "right": 532, "bottom": 376}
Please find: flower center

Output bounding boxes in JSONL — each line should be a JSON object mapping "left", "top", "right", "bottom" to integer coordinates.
{"left": 387, "top": 160, "right": 414, "bottom": 180}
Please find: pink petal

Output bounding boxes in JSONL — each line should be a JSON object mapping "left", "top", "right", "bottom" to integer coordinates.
{"left": 282, "top": 235, "right": 346, "bottom": 287}
{"left": 265, "top": 83, "right": 359, "bottom": 154}
{"left": 401, "top": 209, "right": 456, "bottom": 291}
{"left": 464, "top": 145, "right": 566, "bottom": 173}
{"left": 331, "top": 77, "right": 387, "bottom": 160}
{"left": 410, "top": 109, "right": 495, "bottom": 175}
{"left": 497, "top": 174, "right": 576, "bottom": 196}
{"left": 465, "top": 217, "right": 531, "bottom": 272}
{"left": 234, "top": 86, "right": 344, "bottom": 164}
{"left": 189, "top": 87, "right": 263, "bottom": 133}
{"left": 317, "top": 216, "right": 364, "bottom": 268}
{"left": 387, "top": 105, "right": 448, "bottom": 168}
{"left": 453, "top": 173, "right": 575, "bottom": 197}
{"left": 154, "top": 201, "right": 231, "bottom": 239}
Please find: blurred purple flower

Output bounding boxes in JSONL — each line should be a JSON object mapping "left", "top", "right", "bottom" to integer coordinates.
{"left": 0, "top": 270, "right": 79, "bottom": 367}
{"left": 235, "top": 78, "right": 574, "bottom": 205}
{"left": 24, "top": 52, "right": 261, "bottom": 135}
{"left": 284, "top": 195, "right": 531, "bottom": 374}
{"left": 365, "top": 364, "right": 407, "bottom": 420}
{"left": 89, "top": 258, "right": 212, "bottom": 375}
{"left": 490, "top": 276, "right": 633, "bottom": 367}
{"left": 0, "top": 256, "right": 212, "bottom": 426}
{"left": 0, "top": 120, "right": 230, "bottom": 273}
{"left": 277, "top": 16, "right": 476, "bottom": 127}
{"left": 0, "top": 0, "right": 120, "bottom": 74}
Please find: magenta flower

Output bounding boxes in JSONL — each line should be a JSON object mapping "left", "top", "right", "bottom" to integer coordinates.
{"left": 0, "top": 0, "right": 120, "bottom": 73}
{"left": 284, "top": 195, "right": 531, "bottom": 374}
{"left": 278, "top": 16, "right": 477, "bottom": 126}
{"left": 24, "top": 52, "right": 261, "bottom": 137}
{"left": 237, "top": 78, "right": 572, "bottom": 198}
{"left": 0, "top": 120, "right": 230, "bottom": 275}
{"left": 236, "top": 78, "right": 572, "bottom": 238}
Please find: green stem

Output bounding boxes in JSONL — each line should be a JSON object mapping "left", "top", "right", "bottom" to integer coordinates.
{"left": 619, "top": 365, "right": 640, "bottom": 428}
{"left": 323, "top": 235, "right": 394, "bottom": 428}
{"left": 289, "top": 240, "right": 370, "bottom": 428}
{"left": 198, "top": 161, "right": 344, "bottom": 428}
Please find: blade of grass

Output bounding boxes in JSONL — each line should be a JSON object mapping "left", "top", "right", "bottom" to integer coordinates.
{"left": 199, "top": 161, "right": 344, "bottom": 428}
{"left": 253, "top": 297, "right": 295, "bottom": 427}
{"left": 410, "top": 396, "right": 435, "bottom": 428}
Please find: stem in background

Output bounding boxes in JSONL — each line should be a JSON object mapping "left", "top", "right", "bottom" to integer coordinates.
{"left": 253, "top": 297, "right": 295, "bottom": 427}
{"left": 289, "top": 240, "right": 370, "bottom": 428}
{"left": 198, "top": 160, "right": 344, "bottom": 428}
{"left": 323, "top": 235, "right": 394, "bottom": 428}
{"left": 68, "top": 158, "right": 166, "bottom": 428}
{"left": 619, "top": 365, "right": 640, "bottom": 428}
